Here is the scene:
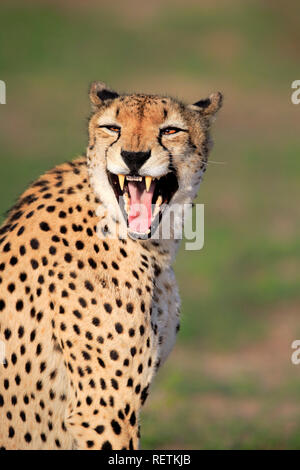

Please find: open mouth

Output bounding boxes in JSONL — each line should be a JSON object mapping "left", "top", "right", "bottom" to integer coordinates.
{"left": 107, "top": 171, "right": 179, "bottom": 239}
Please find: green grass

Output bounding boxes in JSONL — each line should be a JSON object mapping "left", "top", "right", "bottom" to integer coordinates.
{"left": 1, "top": 0, "right": 300, "bottom": 449}
{"left": 141, "top": 356, "right": 300, "bottom": 449}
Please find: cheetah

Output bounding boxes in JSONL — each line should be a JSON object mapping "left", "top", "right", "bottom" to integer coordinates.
{"left": 0, "top": 82, "right": 222, "bottom": 450}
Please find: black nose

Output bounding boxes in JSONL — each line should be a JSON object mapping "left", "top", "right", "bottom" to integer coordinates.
{"left": 121, "top": 150, "right": 151, "bottom": 174}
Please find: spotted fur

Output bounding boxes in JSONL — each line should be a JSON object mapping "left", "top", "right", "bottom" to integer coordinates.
{"left": 0, "top": 82, "right": 222, "bottom": 449}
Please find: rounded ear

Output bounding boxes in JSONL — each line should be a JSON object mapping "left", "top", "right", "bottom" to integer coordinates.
{"left": 89, "top": 81, "right": 119, "bottom": 110}
{"left": 189, "top": 92, "right": 223, "bottom": 117}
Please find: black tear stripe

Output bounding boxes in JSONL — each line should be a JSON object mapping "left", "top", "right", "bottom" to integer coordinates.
{"left": 157, "top": 136, "right": 177, "bottom": 175}
{"left": 187, "top": 135, "right": 197, "bottom": 151}
{"left": 104, "top": 133, "right": 121, "bottom": 161}
{"left": 157, "top": 134, "right": 169, "bottom": 153}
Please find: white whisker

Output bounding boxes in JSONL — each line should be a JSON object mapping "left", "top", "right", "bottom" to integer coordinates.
{"left": 203, "top": 160, "right": 227, "bottom": 165}
{"left": 170, "top": 153, "right": 227, "bottom": 165}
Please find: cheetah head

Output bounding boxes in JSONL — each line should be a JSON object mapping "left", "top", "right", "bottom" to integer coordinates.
{"left": 87, "top": 82, "right": 222, "bottom": 240}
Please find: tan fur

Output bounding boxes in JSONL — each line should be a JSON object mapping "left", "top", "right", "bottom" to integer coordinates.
{"left": 0, "top": 83, "right": 222, "bottom": 449}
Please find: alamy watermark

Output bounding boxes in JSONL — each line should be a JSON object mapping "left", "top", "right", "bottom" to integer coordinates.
{"left": 291, "top": 80, "right": 300, "bottom": 104}
{"left": 96, "top": 202, "right": 205, "bottom": 251}
{"left": 0, "top": 80, "right": 6, "bottom": 104}
{"left": 291, "top": 340, "right": 300, "bottom": 365}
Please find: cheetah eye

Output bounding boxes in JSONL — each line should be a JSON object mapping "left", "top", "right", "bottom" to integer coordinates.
{"left": 98, "top": 125, "right": 121, "bottom": 133}
{"left": 160, "top": 127, "right": 184, "bottom": 136}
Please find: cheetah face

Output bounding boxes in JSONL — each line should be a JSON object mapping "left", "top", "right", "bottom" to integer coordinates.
{"left": 87, "top": 82, "right": 222, "bottom": 240}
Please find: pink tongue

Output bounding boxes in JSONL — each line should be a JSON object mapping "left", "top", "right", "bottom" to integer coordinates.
{"left": 127, "top": 181, "right": 154, "bottom": 233}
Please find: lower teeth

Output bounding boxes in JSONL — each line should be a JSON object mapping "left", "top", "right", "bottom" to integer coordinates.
{"left": 126, "top": 176, "right": 142, "bottom": 182}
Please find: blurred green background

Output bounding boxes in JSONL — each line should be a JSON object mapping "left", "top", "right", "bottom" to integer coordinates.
{"left": 1, "top": 0, "right": 300, "bottom": 449}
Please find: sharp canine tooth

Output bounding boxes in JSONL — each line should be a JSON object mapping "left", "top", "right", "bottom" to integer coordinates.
{"left": 118, "top": 174, "right": 125, "bottom": 191}
{"left": 156, "top": 195, "right": 163, "bottom": 206}
{"left": 152, "top": 195, "right": 163, "bottom": 220}
{"left": 145, "top": 176, "right": 152, "bottom": 192}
